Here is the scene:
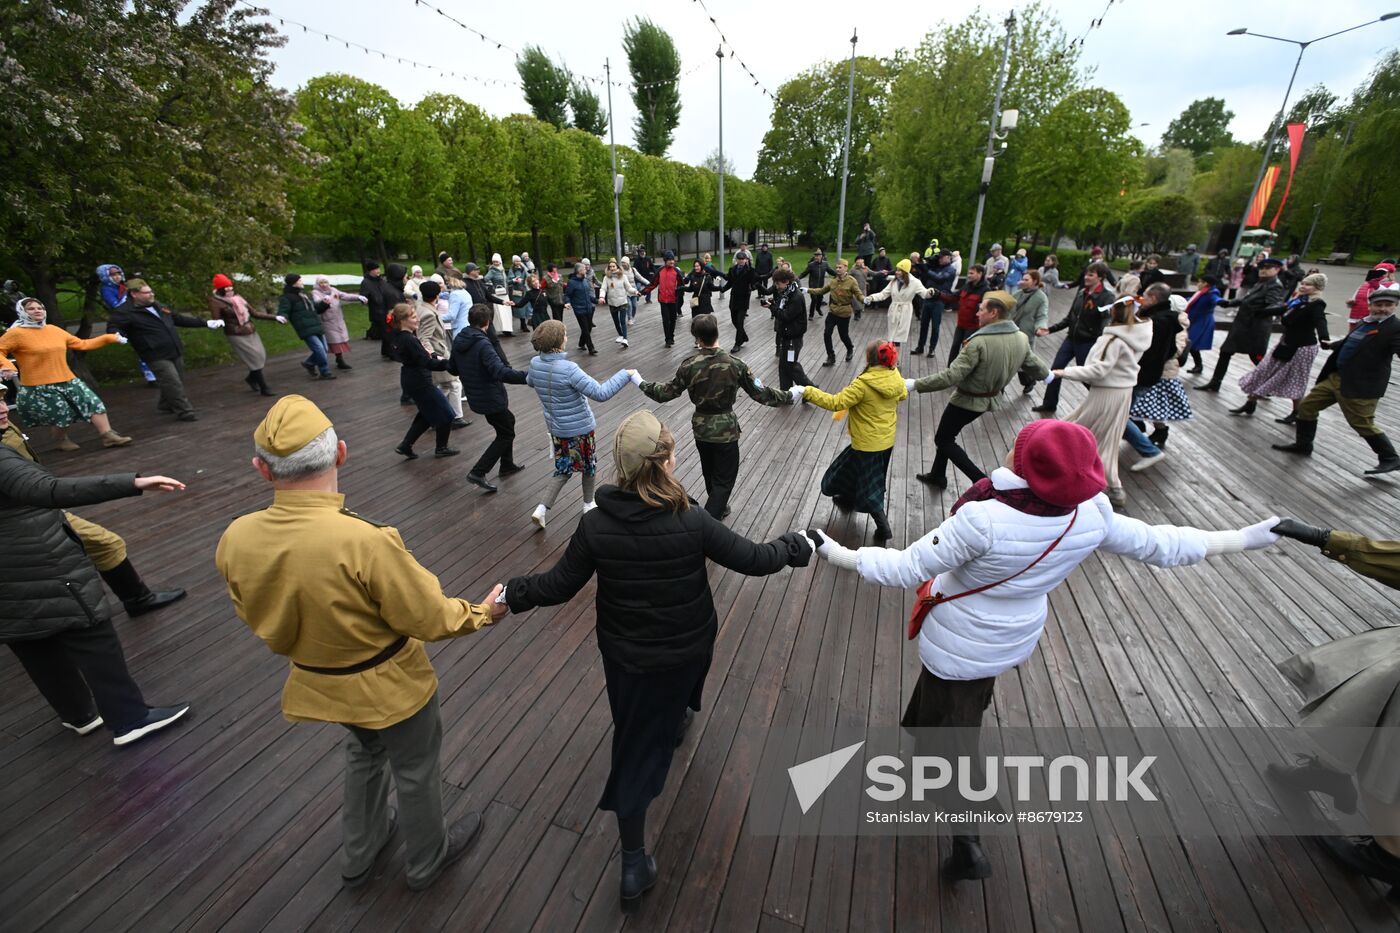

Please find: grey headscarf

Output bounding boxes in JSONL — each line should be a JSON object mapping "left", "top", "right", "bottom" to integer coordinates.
{"left": 14, "top": 298, "right": 45, "bottom": 328}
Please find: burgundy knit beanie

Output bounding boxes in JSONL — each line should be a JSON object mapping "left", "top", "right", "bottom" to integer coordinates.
{"left": 1012, "top": 420, "right": 1105, "bottom": 507}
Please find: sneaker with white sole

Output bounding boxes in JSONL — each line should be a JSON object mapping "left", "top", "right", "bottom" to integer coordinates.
{"left": 113, "top": 704, "right": 191, "bottom": 746}
{"left": 614, "top": 336, "right": 625, "bottom": 343}
{"left": 1130, "top": 452, "right": 1167, "bottom": 472}
{"left": 620, "top": 338, "right": 629, "bottom": 348}
{"left": 63, "top": 714, "right": 104, "bottom": 735}
{"left": 531, "top": 504, "right": 548, "bottom": 529}
{"left": 582, "top": 501, "right": 598, "bottom": 514}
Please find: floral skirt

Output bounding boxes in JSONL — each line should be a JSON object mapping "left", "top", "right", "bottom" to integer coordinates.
{"left": 553, "top": 431, "right": 597, "bottom": 476}
{"left": 16, "top": 379, "right": 105, "bottom": 428}
{"left": 1129, "top": 379, "right": 1194, "bottom": 422}
{"left": 1238, "top": 343, "right": 1318, "bottom": 401}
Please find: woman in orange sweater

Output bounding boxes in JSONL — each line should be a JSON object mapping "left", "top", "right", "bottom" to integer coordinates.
{"left": 0, "top": 298, "right": 132, "bottom": 450}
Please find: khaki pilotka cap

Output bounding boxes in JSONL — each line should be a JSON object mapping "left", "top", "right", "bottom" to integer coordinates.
{"left": 254, "top": 395, "right": 333, "bottom": 456}
{"left": 613, "top": 410, "right": 664, "bottom": 482}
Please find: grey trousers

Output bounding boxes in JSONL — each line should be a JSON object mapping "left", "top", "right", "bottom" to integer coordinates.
{"left": 341, "top": 693, "right": 446, "bottom": 886}
{"left": 146, "top": 357, "right": 194, "bottom": 416}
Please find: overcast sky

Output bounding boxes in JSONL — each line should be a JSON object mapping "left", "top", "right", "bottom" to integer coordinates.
{"left": 253, "top": 0, "right": 1399, "bottom": 177}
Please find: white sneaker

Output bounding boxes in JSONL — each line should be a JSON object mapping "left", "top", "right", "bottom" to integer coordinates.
{"left": 614, "top": 335, "right": 625, "bottom": 343}
{"left": 582, "top": 501, "right": 598, "bottom": 514}
{"left": 63, "top": 714, "right": 104, "bottom": 735}
{"left": 620, "top": 338, "right": 629, "bottom": 348}
{"left": 1130, "top": 452, "right": 1167, "bottom": 472}
{"left": 531, "top": 503, "right": 548, "bottom": 529}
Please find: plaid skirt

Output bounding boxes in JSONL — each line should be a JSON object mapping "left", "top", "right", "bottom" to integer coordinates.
{"left": 16, "top": 378, "right": 106, "bottom": 428}
{"left": 1129, "top": 379, "right": 1193, "bottom": 422}
{"left": 820, "top": 445, "right": 893, "bottom": 514}
{"left": 552, "top": 431, "right": 597, "bottom": 476}
{"left": 1238, "top": 342, "right": 1318, "bottom": 401}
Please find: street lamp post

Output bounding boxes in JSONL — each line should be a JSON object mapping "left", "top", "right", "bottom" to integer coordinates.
{"left": 716, "top": 46, "right": 725, "bottom": 268}
{"left": 605, "top": 58, "right": 623, "bottom": 261}
{"left": 967, "top": 10, "right": 1015, "bottom": 274}
{"left": 835, "top": 29, "right": 858, "bottom": 263}
{"left": 1225, "top": 13, "right": 1398, "bottom": 261}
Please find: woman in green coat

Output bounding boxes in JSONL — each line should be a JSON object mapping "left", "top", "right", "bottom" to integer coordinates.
{"left": 278, "top": 274, "right": 333, "bottom": 379}
{"left": 1012, "top": 270, "right": 1050, "bottom": 393}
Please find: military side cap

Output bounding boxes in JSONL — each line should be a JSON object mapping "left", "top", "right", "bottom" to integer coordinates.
{"left": 254, "top": 394, "right": 332, "bottom": 456}
{"left": 984, "top": 289, "right": 1016, "bottom": 309}
{"left": 614, "top": 409, "right": 663, "bottom": 483}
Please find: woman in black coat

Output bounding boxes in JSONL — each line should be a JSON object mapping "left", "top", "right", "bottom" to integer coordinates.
{"left": 1234, "top": 272, "right": 1330, "bottom": 420}
{"left": 682, "top": 260, "right": 720, "bottom": 316}
{"left": 0, "top": 447, "right": 190, "bottom": 744}
{"left": 504, "top": 411, "right": 812, "bottom": 907}
{"left": 388, "top": 303, "right": 458, "bottom": 459}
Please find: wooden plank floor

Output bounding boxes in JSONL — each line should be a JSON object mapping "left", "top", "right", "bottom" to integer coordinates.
{"left": 4, "top": 288, "right": 1400, "bottom": 932}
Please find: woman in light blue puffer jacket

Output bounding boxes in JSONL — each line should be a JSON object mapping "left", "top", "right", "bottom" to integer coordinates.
{"left": 524, "top": 319, "right": 633, "bottom": 529}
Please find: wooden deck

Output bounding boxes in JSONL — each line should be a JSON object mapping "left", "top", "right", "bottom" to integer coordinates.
{"left": 4, "top": 290, "right": 1400, "bottom": 932}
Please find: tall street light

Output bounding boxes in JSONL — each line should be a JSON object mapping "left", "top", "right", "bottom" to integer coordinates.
{"left": 1225, "top": 13, "right": 1398, "bottom": 261}
{"left": 967, "top": 10, "right": 1015, "bottom": 274}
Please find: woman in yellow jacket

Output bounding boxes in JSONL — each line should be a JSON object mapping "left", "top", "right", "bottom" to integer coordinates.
{"left": 792, "top": 340, "right": 908, "bottom": 542}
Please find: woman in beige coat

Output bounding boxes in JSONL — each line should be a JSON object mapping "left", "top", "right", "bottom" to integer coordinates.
{"left": 1053, "top": 298, "right": 1152, "bottom": 506}
{"left": 864, "top": 258, "right": 938, "bottom": 347}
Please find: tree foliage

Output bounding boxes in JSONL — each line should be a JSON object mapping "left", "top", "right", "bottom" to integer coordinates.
{"left": 1161, "top": 97, "right": 1235, "bottom": 158}
{"left": 1121, "top": 194, "right": 1200, "bottom": 253}
{"left": 755, "top": 56, "right": 893, "bottom": 246}
{"left": 872, "top": 3, "right": 1079, "bottom": 249}
{"left": 415, "top": 94, "right": 520, "bottom": 246}
{"left": 0, "top": 0, "right": 308, "bottom": 318}
{"left": 623, "top": 18, "right": 682, "bottom": 156}
{"left": 569, "top": 80, "right": 608, "bottom": 136}
{"left": 516, "top": 45, "right": 571, "bottom": 130}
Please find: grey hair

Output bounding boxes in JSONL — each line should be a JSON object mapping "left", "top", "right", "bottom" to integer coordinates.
{"left": 1144, "top": 282, "right": 1173, "bottom": 302}
{"left": 254, "top": 426, "right": 338, "bottom": 480}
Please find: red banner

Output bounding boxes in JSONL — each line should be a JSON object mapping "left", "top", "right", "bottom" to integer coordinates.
{"left": 1270, "top": 122, "right": 1307, "bottom": 230}
{"left": 1246, "top": 165, "right": 1281, "bottom": 228}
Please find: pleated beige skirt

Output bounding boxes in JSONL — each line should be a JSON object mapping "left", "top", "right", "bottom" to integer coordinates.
{"left": 1062, "top": 384, "right": 1131, "bottom": 493}
{"left": 226, "top": 332, "right": 267, "bottom": 371}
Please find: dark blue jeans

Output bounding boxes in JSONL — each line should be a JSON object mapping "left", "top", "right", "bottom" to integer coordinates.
{"left": 1040, "top": 338, "right": 1094, "bottom": 410}
{"left": 303, "top": 334, "right": 330, "bottom": 376}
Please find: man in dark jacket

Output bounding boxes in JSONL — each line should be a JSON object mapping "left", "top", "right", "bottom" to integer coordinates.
{"left": 912, "top": 250, "right": 958, "bottom": 357}
{"left": 753, "top": 244, "right": 774, "bottom": 290}
{"left": 634, "top": 248, "right": 657, "bottom": 303}
{"left": 638, "top": 314, "right": 791, "bottom": 520}
{"left": 801, "top": 251, "right": 834, "bottom": 319}
{"left": 360, "top": 261, "right": 393, "bottom": 356}
{"left": 0, "top": 445, "right": 190, "bottom": 745}
{"left": 719, "top": 253, "right": 758, "bottom": 352}
{"left": 1034, "top": 262, "right": 1117, "bottom": 413}
{"left": 1204, "top": 249, "right": 1232, "bottom": 283}
{"left": 1274, "top": 284, "right": 1400, "bottom": 474}
{"left": 769, "top": 268, "right": 812, "bottom": 390}
{"left": 107, "top": 278, "right": 223, "bottom": 421}
{"left": 453, "top": 304, "right": 528, "bottom": 492}
{"left": 854, "top": 224, "right": 877, "bottom": 265}
{"left": 1202, "top": 256, "right": 1288, "bottom": 392}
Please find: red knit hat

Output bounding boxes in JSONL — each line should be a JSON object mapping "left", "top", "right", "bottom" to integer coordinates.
{"left": 1012, "top": 420, "right": 1105, "bottom": 507}
{"left": 212, "top": 273, "right": 234, "bottom": 290}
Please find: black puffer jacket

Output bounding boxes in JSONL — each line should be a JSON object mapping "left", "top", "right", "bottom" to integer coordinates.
{"left": 505, "top": 486, "right": 811, "bottom": 672}
{"left": 0, "top": 446, "right": 141, "bottom": 642}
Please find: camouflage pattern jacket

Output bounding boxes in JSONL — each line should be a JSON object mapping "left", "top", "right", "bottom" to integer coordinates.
{"left": 640, "top": 347, "right": 790, "bottom": 443}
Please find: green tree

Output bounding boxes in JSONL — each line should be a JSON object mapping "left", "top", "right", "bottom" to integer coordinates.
{"left": 0, "top": 0, "right": 308, "bottom": 320}
{"left": 1143, "top": 147, "right": 1196, "bottom": 194}
{"left": 295, "top": 75, "right": 446, "bottom": 265}
{"left": 756, "top": 56, "right": 893, "bottom": 247}
{"left": 1161, "top": 97, "right": 1235, "bottom": 158}
{"left": 569, "top": 79, "right": 608, "bottom": 136}
{"left": 562, "top": 128, "right": 614, "bottom": 253}
{"left": 1013, "top": 89, "right": 1142, "bottom": 247}
{"left": 1191, "top": 144, "right": 1262, "bottom": 222}
{"left": 415, "top": 94, "right": 520, "bottom": 261}
{"left": 623, "top": 18, "right": 682, "bottom": 156}
{"left": 501, "top": 116, "right": 579, "bottom": 260}
{"left": 517, "top": 46, "right": 571, "bottom": 129}
{"left": 873, "top": 3, "right": 1080, "bottom": 249}
{"left": 1122, "top": 194, "right": 1200, "bottom": 253}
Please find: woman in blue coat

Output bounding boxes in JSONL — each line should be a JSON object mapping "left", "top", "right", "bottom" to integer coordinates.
{"left": 523, "top": 319, "right": 631, "bottom": 529}
{"left": 1179, "top": 274, "right": 1222, "bottom": 374}
{"left": 564, "top": 263, "right": 599, "bottom": 355}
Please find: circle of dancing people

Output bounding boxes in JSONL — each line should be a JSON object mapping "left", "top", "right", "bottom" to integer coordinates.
{"left": 2, "top": 243, "right": 1399, "bottom": 908}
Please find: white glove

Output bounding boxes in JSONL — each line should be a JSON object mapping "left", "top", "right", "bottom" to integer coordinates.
{"left": 114, "top": 333, "right": 129, "bottom": 344}
{"left": 1044, "top": 372, "right": 1057, "bottom": 384}
{"left": 807, "top": 528, "right": 858, "bottom": 569}
{"left": 1242, "top": 516, "right": 1282, "bottom": 550}
{"left": 275, "top": 315, "right": 288, "bottom": 324}
{"left": 207, "top": 319, "right": 225, "bottom": 329}
{"left": 629, "top": 371, "right": 643, "bottom": 386}
{"left": 788, "top": 385, "right": 806, "bottom": 404}
{"left": 904, "top": 377, "right": 916, "bottom": 391}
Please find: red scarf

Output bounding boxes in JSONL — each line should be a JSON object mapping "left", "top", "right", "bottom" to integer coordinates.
{"left": 950, "top": 477, "right": 1074, "bottom": 517}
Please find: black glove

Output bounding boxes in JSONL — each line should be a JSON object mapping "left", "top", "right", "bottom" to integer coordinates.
{"left": 784, "top": 531, "right": 814, "bottom": 567}
{"left": 1271, "top": 518, "right": 1330, "bottom": 549}
{"left": 804, "top": 528, "right": 825, "bottom": 551}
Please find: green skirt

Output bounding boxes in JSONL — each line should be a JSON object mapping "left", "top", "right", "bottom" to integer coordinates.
{"left": 16, "top": 379, "right": 105, "bottom": 428}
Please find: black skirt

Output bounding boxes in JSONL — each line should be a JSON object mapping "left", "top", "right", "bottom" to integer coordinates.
{"left": 820, "top": 445, "right": 893, "bottom": 515}
{"left": 598, "top": 653, "right": 711, "bottom": 817}
{"left": 403, "top": 382, "right": 455, "bottom": 429}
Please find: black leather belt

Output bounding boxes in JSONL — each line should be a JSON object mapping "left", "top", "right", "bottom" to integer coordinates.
{"left": 294, "top": 635, "right": 408, "bottom": 675}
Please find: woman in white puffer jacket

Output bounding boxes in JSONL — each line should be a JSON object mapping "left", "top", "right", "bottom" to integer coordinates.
{"left": 805, "top": 418, "right": 1280, "bottom": 884}
{"left": 598, "top": 259, "right": 638, "bottom": 348}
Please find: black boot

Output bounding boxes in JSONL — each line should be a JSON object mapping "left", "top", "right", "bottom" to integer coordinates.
{"left": 872, "top": 511, "right": 893, "bottom": 543}
{"left": 1314, "top": 835, "right": 1400, "bottom": 887}
{"left": 822, "top": 355, "right": 836, "bottom": 367}
{"left": 1364, "top": 433, "right": 1400, "bottom": 475}
{"left": 1149, "top": 425, "right": 1170, "bottom": 449}
{"left": 1229, "top": 399, "right": 1258, "bottom": 416}
{"left": 1265, "top": 755, "right": 1357, "bottom": 814}
{"left": 944, "top": 835, "right": 993, "bottom": 881}
{"left": 915, "top": 471, "right": 947, "bottom": 488}
{"left": 244, "top": 371, "right": 259, "bottom": 393}
{"left": 1277, "top": 410, "right": 1297, "bottom": 425}
{"left": 620, "top": 848, "right": 658, "bottom": 906}
{"left": 1272, "top": 419, "right": 1317, "bottom": 455}
{"left": 251, "top": 369, "right": 275, "bottom": 397}
{"left": 101, "top": 559, "right": 187, "bottom": 617}
{"left": 1201, "top": 353, "right": 1230, "bottom": 392}
{"left": 335, "top": 354, "right": 352, "bottom": 370}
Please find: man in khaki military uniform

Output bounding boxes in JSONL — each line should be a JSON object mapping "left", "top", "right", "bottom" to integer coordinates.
{"left": 215, "top": 395, "right": 506, "bottom": 892}
{"left": 0, "top": 402, "right": 184, "bottom": 617}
